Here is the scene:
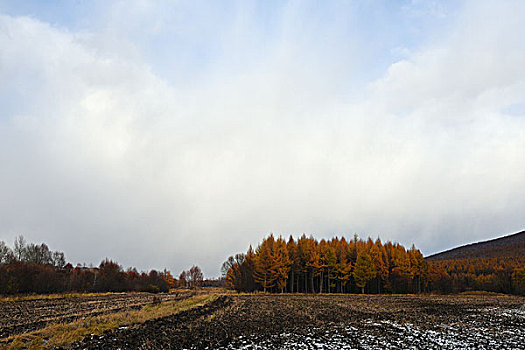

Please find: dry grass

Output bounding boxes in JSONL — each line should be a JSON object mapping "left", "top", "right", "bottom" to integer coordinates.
{"left": 0, "top": 294, "right": 216, "bottom": 350}
{"left": 458, "top": 290, "right": 509, "bottom": 296}
{"left": 0, "top": 291, "right": 151, "bottom": 303}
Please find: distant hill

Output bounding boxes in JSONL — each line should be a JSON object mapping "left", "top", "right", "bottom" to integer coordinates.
{"left": 425, "top": 230, "right": 525, "bottom": 261}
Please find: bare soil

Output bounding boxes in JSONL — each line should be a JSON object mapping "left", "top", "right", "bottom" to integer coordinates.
{"left": 63, "top": 293, "right": 525, "bottom": 350}
{"left": 0, "top": 291, "right": 197, "bottom": 339}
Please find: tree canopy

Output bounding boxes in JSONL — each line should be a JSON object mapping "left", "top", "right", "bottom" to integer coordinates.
{"left": 223, "top": 234, "right": 525, "bottom": 295}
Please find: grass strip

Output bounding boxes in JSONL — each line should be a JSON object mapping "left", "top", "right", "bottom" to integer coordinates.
{"left": 0, "top": 291, "right": 163, "bottom": 303}
{"left": 0, "top": 294, "right": 216, "bottom": 350}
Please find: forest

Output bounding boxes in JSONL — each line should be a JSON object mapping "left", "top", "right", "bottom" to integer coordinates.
{"left": 1, "top": 233, "right": 523, "bottom": 296}
{"left": 222, "top": 234, "right": 525, "bottom": 295}
{"left": 0, "top": 236, "right": 203, "bottom": 295}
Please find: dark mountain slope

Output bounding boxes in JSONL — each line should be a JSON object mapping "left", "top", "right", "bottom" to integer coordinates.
{"left": 425, "top": 230, "right": 525, "bottom": 261}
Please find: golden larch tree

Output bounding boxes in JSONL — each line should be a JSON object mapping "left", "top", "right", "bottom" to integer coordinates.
{"left": 353, "top": 251, "right": 376, "bottom": 294}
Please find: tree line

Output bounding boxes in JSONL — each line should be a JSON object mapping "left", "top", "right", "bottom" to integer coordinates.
{"left": 432, "top": 257, "right": 525, "bottom": 295}
{"left": 222, "top": 234, "right": 525, "bottom": 295}
{"left": 0, "top": 236, "right": 204, "bottom": 295}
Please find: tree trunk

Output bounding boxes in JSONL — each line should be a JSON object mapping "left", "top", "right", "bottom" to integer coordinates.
{"left": 304, "top": 272, "right": 307, "bottom": 293}
{"left": 361, "top": 286, "right": 364, "bottom": 294}
{"left": 319, "top": 271, "right": 323, "bottom": 293}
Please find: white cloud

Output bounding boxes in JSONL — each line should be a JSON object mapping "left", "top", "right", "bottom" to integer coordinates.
{"left": 0, "top": 1, "right": 524, "bottom": 276}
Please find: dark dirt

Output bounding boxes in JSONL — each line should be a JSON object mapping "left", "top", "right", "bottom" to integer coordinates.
{"left": 62, "top": 293, "right": 525, "bottom": 350}
{"left": 0, "top": 291, "right": 196, "bottom": 338}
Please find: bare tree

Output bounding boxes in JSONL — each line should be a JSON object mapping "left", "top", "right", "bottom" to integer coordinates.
{"left": 221, "top": 254, "right": 246, "bottom": 278}
{"left": 13, "top": 235, "right": 26, "bottom": 261}
{"left": 0, "top": 241, "right": 13, "bottom": 264}
{"left": 188, "top": 265, "right": 204, "bottom": 288}
{"left": 221, "top": 256, "right": 236, "bottom": 278}
{"left": 179, "top": 271, "right": 188, "bottom": 288}
{"left": 52, "top": 251, "right": 66, "bottom": 268}
{"left": 24, "top": 243, "right": 52, "bottom": 265}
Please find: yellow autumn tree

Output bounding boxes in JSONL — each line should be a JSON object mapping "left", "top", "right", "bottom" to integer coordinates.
{"left": 254, "top": 235, "right": 277, "bottom": 292}
{"left": 161, "top": 269, "right": 176, "bottom": 288}
{"left": 353, "top": 251, "right": 376, "bottom": 294}
{"left": 512, "top": 267, "right": 525, "bottom": 295}
{"left": 336, "top": 240, "right": 352, "bottom": 293}
{"left": 408, "top": 244, "right": 426, "bottom": 293}
{"left": 391, "top": 244, "right": 411, "bottom": 292}
{"left": 273, "top": 236, "right": 291, "bottom": 293}
{"left": 369, "top": 241, "right": 387, "bottom": 293}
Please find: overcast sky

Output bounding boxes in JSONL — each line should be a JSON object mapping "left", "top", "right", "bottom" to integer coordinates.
{"left": 0, "top": 0, "right": 524, "bottom": 277}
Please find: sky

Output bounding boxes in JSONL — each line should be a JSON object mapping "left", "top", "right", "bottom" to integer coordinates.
{"left": 0, "top": 0, "right": 524, "bottom": 277}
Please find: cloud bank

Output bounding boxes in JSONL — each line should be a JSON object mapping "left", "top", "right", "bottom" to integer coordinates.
{"left": 0, "top": 1, "right": 524, "bottom": 276}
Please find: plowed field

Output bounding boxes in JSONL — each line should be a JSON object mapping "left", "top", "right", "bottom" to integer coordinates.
{"left": 65, "top": 293, "right": 525, "bottom": 350}
{"left": 0, "top": 291, "right": 197, "bottom": 339}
